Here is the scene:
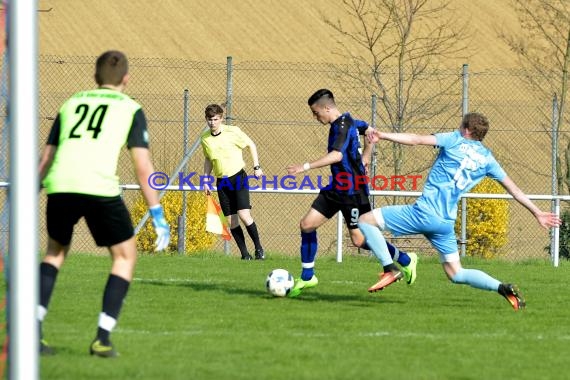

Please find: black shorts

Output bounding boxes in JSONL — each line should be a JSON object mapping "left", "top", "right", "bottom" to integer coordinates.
{"left": 311, "top": 189, "right": 371, "bottom": 229}
{"left": 46, "top": 193, "right": 134, "bottom": 247}
{"left": 216, "top": 169, "right": 251, "bottom": 216}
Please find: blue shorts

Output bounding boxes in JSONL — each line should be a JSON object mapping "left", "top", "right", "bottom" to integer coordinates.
{"left": 379, "top": 204, "right": 458, "bottom": 255}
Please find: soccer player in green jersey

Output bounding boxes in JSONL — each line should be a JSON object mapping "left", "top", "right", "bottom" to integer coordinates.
{"left": 201, "top": 104, "right": 265, "bottom": 260}
{"left": 38, "top": 50, "right": 170, "bottom": 357}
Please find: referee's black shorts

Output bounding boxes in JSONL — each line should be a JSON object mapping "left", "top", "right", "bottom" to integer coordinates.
{"left": 216, "top": 169, "right": 252, "bottom": 216}
{"left": 46, "top": 193, "right": 134, "bottom": 247}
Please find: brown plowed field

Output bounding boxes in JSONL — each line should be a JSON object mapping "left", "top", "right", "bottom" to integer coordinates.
{"left": 39, "top": 0, "right": 521, "bottom": 68}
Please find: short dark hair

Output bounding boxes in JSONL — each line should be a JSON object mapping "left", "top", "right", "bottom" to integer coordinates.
{"left": 205, "top": 104, "right": 224, "bottom": 118}
{"left": 308, "top": 89, "right": 335, "bottom": 106}
{"left": 95, "top": 50, "right": 128, "bottom": 86}
{"left": 461, "top": 112, "right": 489, "bottom": 141}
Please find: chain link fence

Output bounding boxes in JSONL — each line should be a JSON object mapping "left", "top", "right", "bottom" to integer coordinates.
{"left": 30, "top": 55, "right": 560, "bottom": 260}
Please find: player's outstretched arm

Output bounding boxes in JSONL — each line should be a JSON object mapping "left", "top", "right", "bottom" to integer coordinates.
{"left": 286, "top": 150, "right": 343, "bottom": 175}
{"left": 374, "top": 130, "right": 437, "bottom": 146}
{"left": 499, "top": 176, "right": 562, "bottom": 229}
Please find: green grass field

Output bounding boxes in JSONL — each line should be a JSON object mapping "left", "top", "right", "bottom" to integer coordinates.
{"left": 2, "top": 253, "right": 570, "bottom": 380}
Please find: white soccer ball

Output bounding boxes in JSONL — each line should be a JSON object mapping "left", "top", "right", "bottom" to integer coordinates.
{"left": 265, "top": 269, "right": 294, "bottom": 297}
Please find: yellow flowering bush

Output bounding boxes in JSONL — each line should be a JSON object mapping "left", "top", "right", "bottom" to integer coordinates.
{"left": 455, "top": 178, "right": 509, "bottom": 258}
{"left": 131, "top": 191, "right": 215, "bottom": 254}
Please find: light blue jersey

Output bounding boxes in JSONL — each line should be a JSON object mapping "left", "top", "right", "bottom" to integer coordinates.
{"left": 381, "top": 130, "right": 506, "bottom": 255}
{"left": 417, "top": 130, "right": 506, "bottom": 221}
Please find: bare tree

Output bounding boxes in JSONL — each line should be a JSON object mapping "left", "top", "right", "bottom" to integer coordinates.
{"left": 322, "top": 0, "right": 470, "bottom": 175}
{"left": 497, "top": 0, "right": 570, "bottom": 194}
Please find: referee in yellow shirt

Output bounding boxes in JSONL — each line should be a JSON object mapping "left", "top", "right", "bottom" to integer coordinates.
{"left": 201, "top": 104, "right": 265, "bottom": 260}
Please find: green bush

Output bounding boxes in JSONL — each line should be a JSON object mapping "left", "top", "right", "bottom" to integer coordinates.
{"left": 455, "top": 178, "right": 509, "bottom": 258}
{"left": 131, "top": 191, "right": 215, "bottom": 254}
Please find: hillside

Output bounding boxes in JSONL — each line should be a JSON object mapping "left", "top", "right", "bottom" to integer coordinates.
{"left": 39, "top": 0, "right": 523, "bottom": 69}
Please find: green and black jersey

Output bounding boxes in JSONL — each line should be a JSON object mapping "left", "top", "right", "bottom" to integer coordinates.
{"left": 43, "top": 88, "right": 149, "bottom": 197}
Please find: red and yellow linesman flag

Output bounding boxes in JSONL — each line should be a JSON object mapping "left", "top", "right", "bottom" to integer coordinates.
{"left": 205, "top": 195, "right": 231, "bottom": 241}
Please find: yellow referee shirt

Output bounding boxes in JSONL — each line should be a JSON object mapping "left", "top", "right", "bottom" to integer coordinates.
{"left": 200, "top": 124, "right": 254, "bottom": 178}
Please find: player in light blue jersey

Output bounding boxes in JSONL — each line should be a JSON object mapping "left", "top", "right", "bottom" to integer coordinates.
{"left": 357, "top": 112, "right": 561, "bottom": 310}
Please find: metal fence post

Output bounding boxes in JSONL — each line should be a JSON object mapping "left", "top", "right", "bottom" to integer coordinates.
{"left": 331, "top": 205, "right": 342, "bottom": 263}
{"left": 370, "top": 94, "right": 377, "bottom": 210}
{"left": 553, "top": 199, "right": 560, "bottom": 267}
{"left": 460, "top": 197, "right": 467, "bottom": 257}
{"left": 462, "top": 64, "right": 469, "bottom": 115}
{"left": 225, "top": 56, "right": 234, "bottom": 123}
{"left": 551, "top": 94, "right": 559, "bottom": 267}
{"left": 223, "top": 56, "right": 234, "bottom": 255}
{"left": 178, "top": 89, "right": 190, "bottom": 255}
{"left": 460, "top": 64, "right": 469, "bottom": 257}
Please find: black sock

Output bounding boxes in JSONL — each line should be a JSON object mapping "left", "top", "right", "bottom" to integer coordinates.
{"left": 97, "top": 274, "right": 130, "bottom": 345}
{"left": 245, "top": 222, "right": 263, "bottom": 251}
{"left": 230, "top": 226, "right": 249, "bottom": 257}
{"left": 38, "top": 263, "right": 59, "bottom": 339}
{"left": 96, "top": 328, "right": 111, "bottom": 345}
{"left": 40, "top": 262, "right": 59, "bottom": 309}
{"left": 39, "top": 262, "right": 59, "bottom": 337}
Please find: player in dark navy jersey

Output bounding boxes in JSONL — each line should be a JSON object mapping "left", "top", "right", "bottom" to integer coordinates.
{"left": 327, "top": 112, "right": 370, "bottom": 198}
{"left": 286, "top": 89, "right": 417, "bottom": 297}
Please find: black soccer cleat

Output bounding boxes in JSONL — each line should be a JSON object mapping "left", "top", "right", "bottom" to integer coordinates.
{"left": 254, "top": 249, "right": 265, "bottom": 260}
{"left": 498, "top": 283, "right": 526, "bottom": 310}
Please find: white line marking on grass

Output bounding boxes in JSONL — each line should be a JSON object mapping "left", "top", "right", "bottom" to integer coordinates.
{"left": 361, "top": 331, "right": 570, "bottom": 341}
{"left": 358, "top": 331, "right": 443, "bottom": 339}
{"left": 290, "top": 331, "right": 570, "bottom": 341}
{"left": 133, "top": 277, "right": 197, "bottom": 283}
{"left": 116, "top": 328, "right": 570, "bottom": 342}
{"left": 117, "top": 328, "right": 204, "bottom": 336}
{"left": 329, "top": 280, "right": 361, "bottom": 285}
{"left": 133, "top": 277, "right": 237, "bottom": 284}
{"left": 111, "top": 327, "right": 570, "bottom": 341}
